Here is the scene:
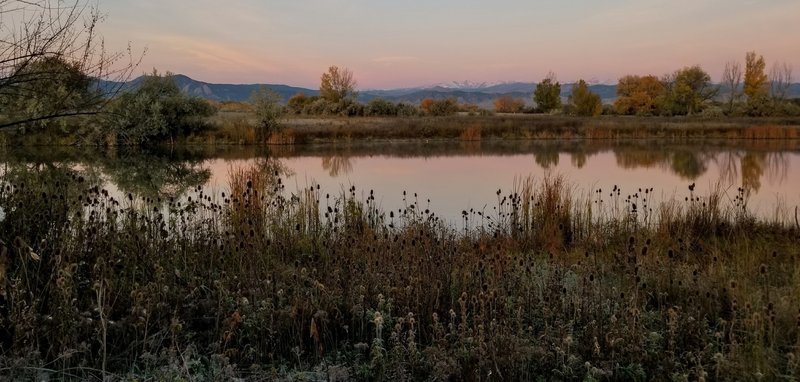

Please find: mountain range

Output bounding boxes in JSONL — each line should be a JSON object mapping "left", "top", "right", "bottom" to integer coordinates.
{"left": 104, "top": 74, "right": 800, "bottom": 108}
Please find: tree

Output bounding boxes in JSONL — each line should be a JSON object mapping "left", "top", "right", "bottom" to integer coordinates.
{"left": 614, "top": 75, "right": 665, "bottom": 115}
{"left": 286, "top": 92, "right": 311, "bottom": 114}
{"left": 420, "top": 97, "right": 458, "bottom": 116}
{"left": 493, "top": 95, "right": 524, "bottom": 113}
{"left": 0, "top": 0, "right": 138, "bottom": 129}
{"left": 319, "top": 65, "right": 357, "bottom": 103}
{"left": 533, "top": 72, "right": 561, "bottom": 113}
{"left": 769, "top": 62, "right": 793, "bottom": 100}
{"left": 109, "top": 70, "right": 216, "bottom": 144}
{"left": 250, "top": 86, "right": 284, "bottom": 140}
{"left": 569, "top": 79, "right": 602, "bottom": 116}
{"left": 744, "top": 51, "right": 768, "bottom": 99}
{"left": 662, "top": 66, "right": 716, "bottom": 115}
{"left": 0, "top": 55, "right": 97, "bottom": 131}
{"left": 721, "top": 61, "right": 743, "bottom": 114}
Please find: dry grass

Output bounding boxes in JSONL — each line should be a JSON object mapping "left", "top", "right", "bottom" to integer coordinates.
{"left": 193, "top": 114, "right": 800, "bottom": 145}
{"left": 0, "top": 166, "right": 799, "bottom": 380}
{"left": 459, "top": 126, "right": 482, "bottom": 141}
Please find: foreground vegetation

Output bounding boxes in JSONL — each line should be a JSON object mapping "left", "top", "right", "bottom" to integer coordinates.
{"left": 1, "top": 163, "right": 799, "bottom": 380}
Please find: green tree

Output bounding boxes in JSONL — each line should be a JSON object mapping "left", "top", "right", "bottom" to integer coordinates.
{"left": 661, "top": 66, "right": 716, "bottom": 115}
{"left": 0, "top": 56, "right": 98, "bottom": 131}
{"left": 109, "top": 70, "right": 216, "bottom": 144}
{"left": 250, "top": 86, "right": 284, "bottom": 141}
{"left": 319, "top": 66, "right": 357, "bottom": 103}
{"left": 533, "top": 72, "right": 561, "bottom": 113}
{"left": 569, "top": 79, "right": 602, "bottom": 116}
{"left": 0, "top": 0, "right": 138, "bottom": 129}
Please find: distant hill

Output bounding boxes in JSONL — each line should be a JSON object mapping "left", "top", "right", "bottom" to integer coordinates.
{"left": 99, "top": 74, "right": 319, "bottom": 102}
{"left": 101, "top": 75, "right": 800, "bottom": 107}
{"left": 170, "top": 75, "right": 319, "bottom": 102}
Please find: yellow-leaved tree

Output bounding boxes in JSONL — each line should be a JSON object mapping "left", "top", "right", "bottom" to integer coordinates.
{"left": 744, "top": 51, "right": 768, "bottom": 99}
{"left": 319, "top": 66, "right": 357, "bottom": 103}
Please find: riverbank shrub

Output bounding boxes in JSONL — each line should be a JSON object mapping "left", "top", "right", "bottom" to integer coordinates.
{"left": 108, "top": 71, "right": 216, "bottom": 144}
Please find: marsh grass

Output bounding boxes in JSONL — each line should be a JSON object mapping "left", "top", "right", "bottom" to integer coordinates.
{"left": 0, "top": 166, "right": 799, "bottom": 380}
{"left": 189, "top": 114, "right": 800, "bottom": 146}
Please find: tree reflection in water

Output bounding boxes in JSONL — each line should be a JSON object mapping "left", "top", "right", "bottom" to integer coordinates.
{"left": 613, "top": 145, "right": 790, "bottom": 192}
{"left": 322, "top": 156, "right": 354, "bottom": 177}
{"left": 668, "top": 150, "right": 709, "bottom": 180}
{"left": 534, "top": 148, "right": 560, "bottom": 169}
{"left": 0, "top": 147, "right": 212, "bottom": 201}
{"left": 103, "top": 153, "right": 211, "bottom": 200}
{"left": 714, "top": 151, "right": 789, "bottom": 193}
{"left": 570, "top": 150, "right": 588, "bottom": 169}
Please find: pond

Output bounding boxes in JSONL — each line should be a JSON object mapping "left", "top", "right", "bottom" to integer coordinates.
{"left": 2, "top": 139, "right": 799, "bottom": 224}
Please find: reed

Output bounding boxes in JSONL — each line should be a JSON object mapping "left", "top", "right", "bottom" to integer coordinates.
{"left": 0, "top": 167, "right": 798, "bottom": 380}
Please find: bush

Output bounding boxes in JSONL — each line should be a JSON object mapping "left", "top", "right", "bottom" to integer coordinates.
{"left": 250, "top": 87, "right": 285, "bottom": 141}
{"left": 420, "top": 97, "right": 459, "bottom": 116}
{"left": 108, "top": 71, "right": 216, "bottom": 144}
{"left": 287, "top": 93, "right": 312, "bottom": 114}
{"left": 365, "top": 98, "right": 398, "bottom": 116}
{"left": 304, "top": 98, "right": 332, "bottom": 115}
{"left": 339, "top": 99, "right": 365, "bottom": 116}
{"left": 396, "top": 102, "right": 419, "bottom": 117}
{"left": 494, "top": 96, "right": 525, "bottom": 113}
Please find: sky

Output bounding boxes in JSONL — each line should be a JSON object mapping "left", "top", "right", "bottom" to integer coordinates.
{"left": 98, "top": 0, "right": 800, "bottom": 89}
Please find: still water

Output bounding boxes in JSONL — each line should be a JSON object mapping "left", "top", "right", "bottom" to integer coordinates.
{"left": 2, "top": 140, "right": 799, "bottom": 223}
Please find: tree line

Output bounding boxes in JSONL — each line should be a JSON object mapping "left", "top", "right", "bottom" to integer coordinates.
{"left": 1, "top": 1, "right": 798, "bottom": 145}
{"left": 612, "top": 52, "right": 796, "bottom": 117}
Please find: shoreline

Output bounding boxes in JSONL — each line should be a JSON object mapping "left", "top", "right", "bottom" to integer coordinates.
{"left": 3, "top": 114, "right": 800, "bottom": 147}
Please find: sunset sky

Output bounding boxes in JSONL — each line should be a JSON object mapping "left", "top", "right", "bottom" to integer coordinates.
{"left": 99, "top": 0, "right": 800, "bottom": 89}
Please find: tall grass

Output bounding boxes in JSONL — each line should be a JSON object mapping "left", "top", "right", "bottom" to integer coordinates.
{"left": 0, "top": 166, "right": 799, "bottom": 380}
{"left": 190, "top": 114, "right": 800, "bottom": 145}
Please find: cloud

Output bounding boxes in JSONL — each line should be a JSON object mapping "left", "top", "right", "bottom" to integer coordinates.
{"left": 371, "top": 56, "right": 422, "bottom": 65}
{"left": 142, "top": 33, "right": 280, "bottom": 74}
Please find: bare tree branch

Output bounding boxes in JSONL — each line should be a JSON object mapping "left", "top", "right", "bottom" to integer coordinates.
{"left": 769, "top": 62, "right": 793, "bottom": 100}
{"left": 1, "top": 0, "right": 142, "bottom": 129}
{"left": 722, "top": 60, "right": 742, "bottom": 114}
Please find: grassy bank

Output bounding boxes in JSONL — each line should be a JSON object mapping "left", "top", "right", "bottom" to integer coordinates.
{"left": 191, "top": 113, "right": 800, "bottom": 145}
{"left": 1, "top": 165, "right": 799, "bottom": 380}
{"left": 6, "top": 114, "right": 800, "bottom": 147}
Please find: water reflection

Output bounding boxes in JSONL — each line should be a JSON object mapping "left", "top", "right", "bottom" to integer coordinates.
{"left": 2, "top": 140, "right": 798, "bottom": 221}
{"left": 321, "top": 156, "right": 354, "bottom": 177}
{"left": 534, "top": 148, "right": 560, "bottom": 169}
{"left": 612, "top": 146, "right": 789, "bottom": 192}
{"left": 103, "top": 153, "right": 210, "bottom": 199}
{"left": 1, "top": 147, "right": 211, "bottom": 200}
{"left": 570, "top": 151, "right": 588, "bottom": 168}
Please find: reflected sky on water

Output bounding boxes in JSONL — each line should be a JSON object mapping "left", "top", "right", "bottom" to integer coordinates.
{"left": 3, "top": 140, "right": 799, "bottom": 223}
